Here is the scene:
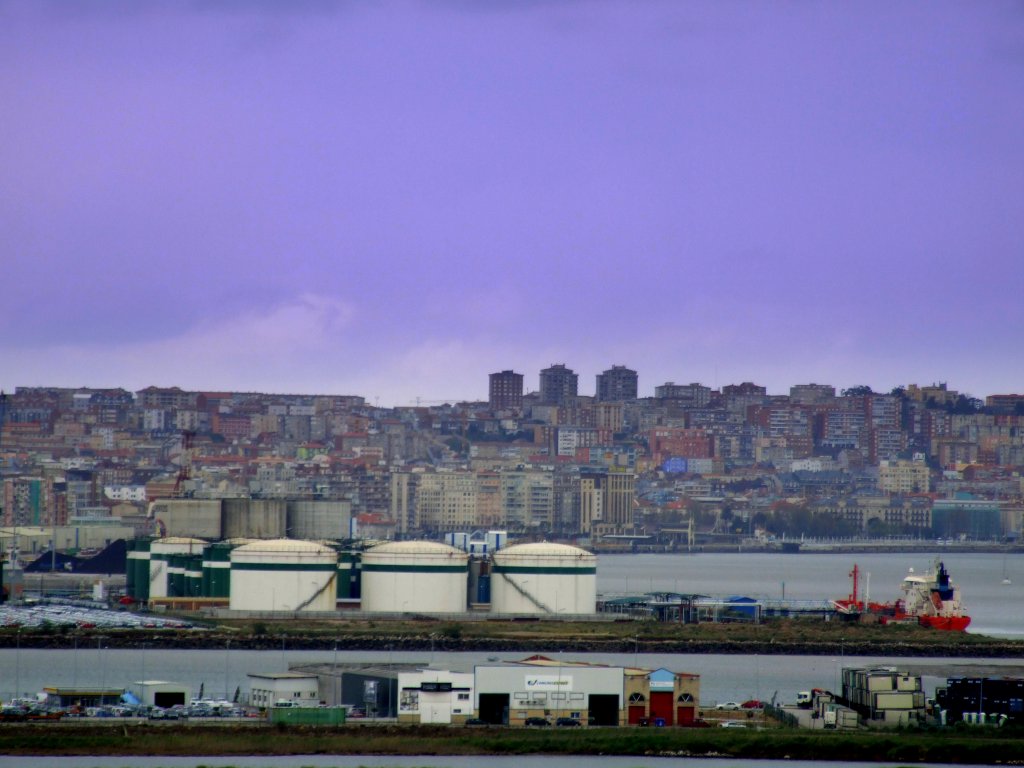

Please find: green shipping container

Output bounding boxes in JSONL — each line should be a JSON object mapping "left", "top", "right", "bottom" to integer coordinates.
{"left": 269, "top": 707, "right": 346, "bottom": 726}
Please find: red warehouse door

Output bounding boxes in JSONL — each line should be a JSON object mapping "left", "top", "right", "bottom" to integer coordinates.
{"left": 650, "top": 692, "right": 673, "bottom": 725}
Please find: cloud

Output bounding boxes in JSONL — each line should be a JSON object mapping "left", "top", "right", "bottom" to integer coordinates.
{"left": 1, "top": 294, "right": 356, "bottom": 393}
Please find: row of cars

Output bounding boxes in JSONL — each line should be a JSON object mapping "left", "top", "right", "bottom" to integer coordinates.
{"left": 711, "top": 698, "right": 766, "bottom": 729}
{"left": 465, "top": 716, "right": 582, "bottom": 727}
{"left": 0, "top": 601, "right": 193, "bottom": 630}
{"left": 0, "top": 700, "right": 254, "bottom": 722}
{"left": 147, "top": 703, "right": 249, "bottom": 720}
{"left": 713, "top": 699, "right": 765, "bottom": 711}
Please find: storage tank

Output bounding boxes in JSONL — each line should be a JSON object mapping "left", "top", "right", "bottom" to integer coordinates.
{"left": 361, "top": 541, "right": 468, "bottom": 614}
{"left": 223, "top": 499, "right": 287, "bottom": 539}
{"left": 202, "top": 540, "right": 252, "bottom": 599}
{"left": 185, "top": 555, "right": 204, "bottom": 597}
{"left": 167, "top": 554, "right": 187, "bottom": 597}
{"left": 287, "top": 500, "right": 352, "bottom": 540}
{"left": 149, "top": 537, "right": 206, "bottom": 600}
{"left": 125, "top": 539, "right": 138, "bottom": 600}
{"left": 149, "top": 499, "right": 222, "bottom": 540}
{"left": 335, "top": 550, "right": 360, "bottom": 600}
{"left": 133, "top": 538, "right": 152, "bottom": 602}
{"left": 490, "top": 542, "right": 596, "bottom": 615}
{"left": 229, "top": 539, "right": 337, "bottom": 612}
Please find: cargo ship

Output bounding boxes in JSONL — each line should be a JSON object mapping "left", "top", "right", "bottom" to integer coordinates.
{"left": 832, "top": 560, "right": 970, "bottom": 631}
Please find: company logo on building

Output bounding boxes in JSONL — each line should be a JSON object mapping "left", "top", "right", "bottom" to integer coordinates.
{"left": 525, "top": 675, "right": 573, "bottom": 690}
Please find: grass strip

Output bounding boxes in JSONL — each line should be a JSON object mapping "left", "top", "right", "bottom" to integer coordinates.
{"left": 2, "top": 723, "right": 1024, "bottom": 763}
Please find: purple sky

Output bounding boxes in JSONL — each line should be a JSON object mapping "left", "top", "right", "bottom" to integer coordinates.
{"left": 3, "top": 1, "right": 1022, "bottom": 405}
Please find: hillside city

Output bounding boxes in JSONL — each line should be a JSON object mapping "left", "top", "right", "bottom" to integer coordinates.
{"left": 2, "top": 366, "right": 1023, "bottom": 554}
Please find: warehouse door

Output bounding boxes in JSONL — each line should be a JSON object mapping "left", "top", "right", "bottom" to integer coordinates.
{"left": 650, "top": 692, "right": 673, "bottom": 725}
{"left": 588, "top": 694, "right": 619, "bottom": 726}
{"left": 421, "top": 701, "right": 451, "bottom": 724}
{"left": 478, "top": 693, "right": 509, "bottom": 725}
{"left": 628, "top": 705, "right": 646, "bottom": 725}
{"left": 154, "top": 691, "right": 185, "bottom": 708}
{"left": 676, "top": 705, "right": 695, "bottom": 725}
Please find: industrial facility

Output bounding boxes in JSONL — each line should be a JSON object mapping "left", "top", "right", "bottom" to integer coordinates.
{"left": 490, "top": 542, "right": 596, "bottom": 615}
{"left": 123, "top": 509, "right": 599, "bottom": 616}
{"left": 258, "top": 656, "right": 701, "bottom": 728}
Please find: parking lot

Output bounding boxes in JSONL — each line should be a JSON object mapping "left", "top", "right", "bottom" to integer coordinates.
{"left": 0, "top": 601, "right": 193, "bottom": 630}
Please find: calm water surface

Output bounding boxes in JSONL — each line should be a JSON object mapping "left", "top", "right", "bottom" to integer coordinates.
{"left": 2, "top": 551, "right": 1022, "bottom": 707}
{"left": 597, "top": 550, "right": 1024, "bottom": 636}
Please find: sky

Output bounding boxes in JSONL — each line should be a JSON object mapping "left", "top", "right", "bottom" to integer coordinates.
{"left": 2, "top": 1, "right": 1022, "bottom": 406}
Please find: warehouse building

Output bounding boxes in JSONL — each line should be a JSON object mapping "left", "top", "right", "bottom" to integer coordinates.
{"left": 625, "top": 667, "right": 701, "bottom": 726}
{"left": 397, "top": 669, "right": 475, "bottom": 724}
{"left": 134, "top": 680, "right": 192, "bottom": 709}
{"left": 247, "top": 672, "right": 320, "bottom": 709}
{"left": 473, "top": 656, "right": 701, "bottom": 727}
{"left": 287, "top": 661, "right": 410, "bottom": 716}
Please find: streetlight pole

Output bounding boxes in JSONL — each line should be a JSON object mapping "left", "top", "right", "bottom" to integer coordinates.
{"left": 224, "top": 640, "right": 231, "bottom": 701}
{"left": 333, "top": 640, "right": 339, "bottom": 706}
{"left": 98, "top": 636, "right": 106, "bottom": 693}
{"left": 15, "top": 628, "right": 21, "bottom": 701}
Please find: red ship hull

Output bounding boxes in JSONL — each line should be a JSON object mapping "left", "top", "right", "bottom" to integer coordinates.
{"left": 918, "top": 615, "right": 971, "bottom": 631}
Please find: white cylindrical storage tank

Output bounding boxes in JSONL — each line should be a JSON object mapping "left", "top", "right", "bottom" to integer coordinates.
{"left": 229, "top": 539, "right": 336, "bottom": 612}
{"left": 490, "top": 542, "right": 596, "bottom": 615}
{"left": 361, "top": 541, "right": 468, "bottom": 614}
{"left": 149, "top": 537, "right": 207, "bottom": 600}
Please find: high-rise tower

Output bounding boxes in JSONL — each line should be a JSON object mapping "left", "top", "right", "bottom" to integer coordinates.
{"left": 596, "top": 365, "right": 638, "bottom": 402}
{"left": 488, "top": 370, "right": 524, "bottom": 411}
{"left": 539, "top": 364, "right": 578, "bottom": 406}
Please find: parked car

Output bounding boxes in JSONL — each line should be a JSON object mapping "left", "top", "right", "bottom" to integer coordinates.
{"left": 715, "top": 702, "right": 742, "bottom": 711}
{"left": 741, "top": 699, "right": 765, "bottom": 709}
{"left": 719, "top": 720, "right": 748, "bottom": 728}
{"left": 524, "top": 717, "right": 550, "bottom": 727}
{"left": 555, "top": 717, "right": 581, "bottom": 727}
{"left": 346, "top": 707, "right": 366, "bottom": 719}
{"left": 464, "top": 718, "right": 489, "bottom": 727}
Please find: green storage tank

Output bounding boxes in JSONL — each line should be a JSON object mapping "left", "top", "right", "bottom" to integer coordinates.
{"left": 204, "top": 541, "right": 237, "bottom": 599}
{"left": 135, "top": 538, "right": 152, "bottom": 602}
{"left": 168, "top": 554, "right": 187, "bottom": 597}
{"left": 124, "top": 539, "right": 137, "bottom": 599}
{"left": 351, "top": 554, "right": 361, "bottom": 599}
{"left": 185, "top": 555, "right": 204, "bottom": 597}
{"left": 336, "top": 551, "right": 354, "bottom": 599}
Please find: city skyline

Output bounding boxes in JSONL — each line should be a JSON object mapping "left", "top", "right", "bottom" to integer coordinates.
{"left": 3, "top": 2, "right": 1022, "bottom": 405}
